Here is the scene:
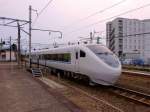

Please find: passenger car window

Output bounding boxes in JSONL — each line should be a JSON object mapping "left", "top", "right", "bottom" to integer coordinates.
{"left": 80, "top": 50, "right": 86, "bottom": 57}
{"left": 42, "top": 53, "right": 71, "bottom": 62}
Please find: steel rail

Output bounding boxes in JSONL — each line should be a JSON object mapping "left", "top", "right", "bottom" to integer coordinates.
{"left": 48, "top": 77, "right": 124, "bottom": 112}
{"left": 122, "top": 71, "right": 150, "bottom": 78}
{"left": 111, "top": 85, "right": 150, "bottom": 106}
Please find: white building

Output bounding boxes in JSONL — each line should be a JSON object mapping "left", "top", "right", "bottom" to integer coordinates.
{"left": 106, "top": 18, "right": 150, "bottom": 64}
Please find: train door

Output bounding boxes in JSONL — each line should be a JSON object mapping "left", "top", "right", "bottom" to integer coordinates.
{"left": 75, "top": 50, "right": 79, "bottom": 72}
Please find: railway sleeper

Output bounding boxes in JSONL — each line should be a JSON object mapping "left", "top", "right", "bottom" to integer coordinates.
{"left": 139, "top": 98, "right": 145, "bottom": 102}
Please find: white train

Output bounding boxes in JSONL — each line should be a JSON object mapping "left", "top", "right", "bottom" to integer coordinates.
{"left": 28, "top": 44, "right": 122, "bottom": 86}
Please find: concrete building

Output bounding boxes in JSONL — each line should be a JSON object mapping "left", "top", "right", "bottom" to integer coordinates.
{"left": 106, "top": 18, "right": 150, "bottom": 64}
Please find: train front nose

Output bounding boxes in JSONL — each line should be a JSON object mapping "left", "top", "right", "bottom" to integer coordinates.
{"left": 101, "top": 54, "right": 122, "bottom": 84}
{"left": 107, "top": 66, "right": 122, "bottom": 84}
{"left": 92, "top": 64, "right": 122, "bottom": 86}
{"left": 104, "top": 56, "right": 122, "bottom": 84}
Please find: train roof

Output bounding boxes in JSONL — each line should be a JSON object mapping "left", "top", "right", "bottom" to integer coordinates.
{"left": 30, "top": 44, "right": 106, "bottom": 54}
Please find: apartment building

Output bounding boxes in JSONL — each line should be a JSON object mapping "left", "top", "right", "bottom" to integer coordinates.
{"left": 106, "top": 18, "right": 150, "bottom": 64}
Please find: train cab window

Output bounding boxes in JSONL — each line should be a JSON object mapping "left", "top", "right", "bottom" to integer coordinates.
{"left": 80, "top": 50, "right": 86, "bottom": 57}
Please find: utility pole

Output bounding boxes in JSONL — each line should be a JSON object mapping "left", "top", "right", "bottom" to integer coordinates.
{"left": 9, "top": 36, "right": 11, "bottom": 62}
{"left": 0, "top": 38, "right": 2, "bottom": 60}
{"left": 0, "top": 38, "right": 2, "bottom": 50}
{"left": 17, "top": 22, "right": 21, "bottom": 66}
{"left": 90, "top": 32, "right": 93, "bottom": 44}
{"left": 29, "top": 5, "right": 32, "bottom": 68}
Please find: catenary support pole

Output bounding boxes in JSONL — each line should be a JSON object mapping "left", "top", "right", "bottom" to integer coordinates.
{"left": 9, "top": 36, "right": 11, "bottom": 62}
{"left": 90, "top": 32, "right": 93, "bottom": 44}
{"left": 29, "top": 5, "right": 32, "bottom": 68}
{"left": 17, "top": 22, "right": 21, "bottom": 66}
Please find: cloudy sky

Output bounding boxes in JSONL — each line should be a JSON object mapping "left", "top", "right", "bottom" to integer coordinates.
{"left": 0, "top": 0, "right": 150, "bottom": 48}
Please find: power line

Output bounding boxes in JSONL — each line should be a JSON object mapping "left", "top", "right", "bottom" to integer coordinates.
{"left": 110, "top": 32, "right": 150, "bottom": 38}
{"left": 78, "top": 30, "right": 105, "bottom": 39}
{"left": 79, "top": 32, "right": 150, "bottom": 45}
{"left": 38, "top": 0, "right": 54, "bottom": 16}
{"left": 33, "top": 0, "right": 54, "bottom": 25}
{"left": 67, "top": 3, "right": 150, "bottom": 34}
{"left": 63, "top": 0, "right": 126, "bottom": 29}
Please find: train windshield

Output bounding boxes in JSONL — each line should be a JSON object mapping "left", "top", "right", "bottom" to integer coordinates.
{"left": 87, "top": 45, "right": 119, "bottom": 67}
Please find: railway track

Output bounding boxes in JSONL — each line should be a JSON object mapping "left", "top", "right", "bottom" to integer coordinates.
{"left": 53, "top": 74, "right": 150, "bottom": 107}
{"left": 23, "top": 62, "right": 150, "bottom": 108}
{"left": 122, "top": 71, "right": 150, "bottom": 78}
{"left": 110, "top": 85, "right": 150, "bottom": 106}
{"left": 51, "top": 77, "right": 124, "bottom": 112}
{"left": 41, "top": 73, "right": 150, "bottom": 111}
{"left": 64, "top": 77, "right": 150, "bottom": 107}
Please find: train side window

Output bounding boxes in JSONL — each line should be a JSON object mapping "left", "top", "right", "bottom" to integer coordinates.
{"left": 64, "top": 53, "right": 71, "bottom": 62}
{"left": 43, "top": 54, "right": 46, "bottom": 60}
{"left": 80, "top": 50, "right": 86, "bottom": 57}
{"left": 76, "top": 52, "right": 78, "bottom": 59}
{"left": 39, "top": 55, "right": 42, "bottom": 59}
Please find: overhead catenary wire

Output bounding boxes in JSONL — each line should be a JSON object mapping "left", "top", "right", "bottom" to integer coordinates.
{"left": 21, "top": 32, "right": 150, "bottom": 51}
{"left": 63, "top": 0, "right": 127, "bottom": 29}
{"left": 109, "top": 32, "right": 150, "bottom": 39}
{"left": 66, "top": 3, "right": 150, "bottom": 35}
{"left": 79, "top": 31, "right": 150, "bottom": 42}
{"left": 75, "top": 31, "right": 150, "bottom": 47}
{"left": 38, "top": 0, "right": 54, "bottom": 16}
{"left": 78, "top": 30, "right": 105, "bottom": 39}
{"left": 33, "top": 0, "right": 54, "bottom": 25}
